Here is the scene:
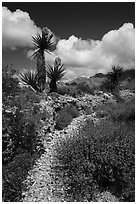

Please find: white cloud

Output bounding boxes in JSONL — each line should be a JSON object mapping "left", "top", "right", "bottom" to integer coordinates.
{"left": 26, "top": 49, "right": 34, "bottom": 59}
{"left": 2, "top": 6, "right": 41, "bottom": 48}
{"left": 27, "top": 23, "right": 135, "bottom": 81}
{"left": 49, "top": 23, "right": 134, "bottom": 80}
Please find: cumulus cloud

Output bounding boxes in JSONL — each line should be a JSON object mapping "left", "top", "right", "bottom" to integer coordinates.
{"left": 26, "top": 49, "right": 34, "bottom": 59}
{"left": 2, "top": 6, "right": 41, "bottom": 48}
{"left": 45, "top": 23, "right": 134, "bottom": 80}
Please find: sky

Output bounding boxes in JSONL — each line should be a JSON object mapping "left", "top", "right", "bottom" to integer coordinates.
{"left": 2, "top": 2, "right": 135, "bottom": 80}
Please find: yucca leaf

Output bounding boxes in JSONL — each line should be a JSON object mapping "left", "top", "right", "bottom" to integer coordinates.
{"left": 18, "top": 70, "right": 39, "bottom": 91}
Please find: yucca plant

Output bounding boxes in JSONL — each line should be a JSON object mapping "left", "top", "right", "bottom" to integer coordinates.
{"left": 18, "top": 70, "right": 39, "bottom": 92}
{"left": 108, "top": 65, "right": 123, "bottom": 88}
{"left": 47, "top": 57, "right": 65, "bottom": 92}
{"left": 102, "top": 65, "right": 123, "bottom": 92}
{"left": 32, "top": 27, "right": 56, "bottom": 92}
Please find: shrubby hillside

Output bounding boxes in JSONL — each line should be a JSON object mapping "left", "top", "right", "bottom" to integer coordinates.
{"left": 57, "top": 69, "right": 135, "bottom": 97}
{"left": 2, "top": 63, "right": 135, "bottom": 202}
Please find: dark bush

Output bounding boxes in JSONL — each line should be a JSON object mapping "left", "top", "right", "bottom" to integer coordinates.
{"left": 95, "top": 96, "right": 135, "bottom": 125}
{"left": 2, "top": 106, "right": 39, "bottom": 163}
{"left": 53, "top": 119, "right": 135, "bottom": 201}
{"left": 55, "top": 104, "right": 79, "bottom": 130}
{"left": 55, "top": 112, "right": 73, "bottom": 130}
{"left": 68, "top": 85, "right": 81, "bottom": 97}
{"left": 2, "top": 87, "right": 44, "bottom": 165}
{"left": 77, "top": 82, "right": 94, "bottom": 95}
{"left": 63, "top": 104, "right": 80, "bottom": 118}
{"left": 2, "top": 66, "right": 47, "bottom": 201}
{"left": 2, "top": 151, "right": 37, "bottom": 202}
{"left": 2, "top": 64, "right": 20, "bottom": 97}
{"left": 100, "top": 65, "right": 123, "bottom": 93}
{"left": 57, "top": 84, "right": 81, "bottom": 97}
{"left": 57, "top": 84, "right": 70, "bottom": 95}
{"left": 114, "top": 97, "right": 135, "bottom": 123}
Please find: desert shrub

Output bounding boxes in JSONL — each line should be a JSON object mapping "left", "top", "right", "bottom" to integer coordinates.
{"left": 2, "top": 105, "right": 38, "bottom": 164}
{"left": 57, "top": 84, "right": 81, "bottom": 97}
{"left": 63, "top": 104, "right": 80, "bottom": 118}
{"left": 57, "top": 84, "right": 70, "bottom": 95}
{"left": 2, "top": 87, "right": 44, "bottom": 164}
{"left": 114, "top": 97, "right": 135, "bottom": 123}
{"left": 2, "top": 66, "right": 48, "bottom": 164}
{"left": 95, "top": 96, "right": 135, "bottom": 125}
{"left": 55, "top": 104, "right": 80, "bottom": 130}
{"left": 2, "top": 67, "right": 48, "bottom": 201}
{"left": 124, "top": 79, "right": 135, "bottom": 91}
{"left": 2, "top": 151, "right": 37, "bottom": 202}
{"left": 2, "top": 64, "right": 20, "bottom": 97}
{"left": 82, "top": 105, "right": 93, "bottom": 115}
{"left": 55, "top": 112, "right": 73, "bottom": 130}
{"left": 77, "top": 82, "right": 94, "bottom": 95}
{"left": 100, "top": 65, "right": 123, "bottom": 93}
{"left": 2, "top": 96, "right": 47, "bottom": 201}
{"left": 53, "top": 119, "right": 135, "bottom": 201}
{"left": 68, "top": 85, "right": 81, "bottom": 97}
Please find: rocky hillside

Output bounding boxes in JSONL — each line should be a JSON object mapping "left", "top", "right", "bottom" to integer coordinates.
{"left": 21, "top": 88, "right": 134, "bottom": 202}
{"left": 3, "top": 70, "right": 135, "bottom": 202}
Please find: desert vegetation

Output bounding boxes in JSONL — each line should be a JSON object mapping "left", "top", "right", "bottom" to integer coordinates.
{"left": 2, "top": 28, "right": 135, "bottom": 202}
{"left": 47, "top": 57, "right": 65, "bottom": 92}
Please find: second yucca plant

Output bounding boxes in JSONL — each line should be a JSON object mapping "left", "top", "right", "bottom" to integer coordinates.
{"left": 47, "top": 57, "right": 65, "bottom": 92}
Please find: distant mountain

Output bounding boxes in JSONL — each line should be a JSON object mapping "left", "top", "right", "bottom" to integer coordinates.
{"left": 66, "top": 69, "right": 135, "bottom": 91}
{"left": 91, "top": 73, "right": 106, "bottom": 78}
{"left": 68, "top": 77, "right": 91, "bottom": 85}
{"left": 66, "top": 76, "right": 104, "bottom": 90}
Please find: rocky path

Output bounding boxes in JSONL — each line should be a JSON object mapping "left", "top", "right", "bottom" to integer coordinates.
{"left": 21, "top": 114, "right": 96, "bottom": 202}
{"left": 21, "top": 113, "right": 119, "bottom": 202}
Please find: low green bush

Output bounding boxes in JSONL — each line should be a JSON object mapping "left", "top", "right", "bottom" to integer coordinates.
{"left": 53, "top": 119, "right": 135, "bottom": 201}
